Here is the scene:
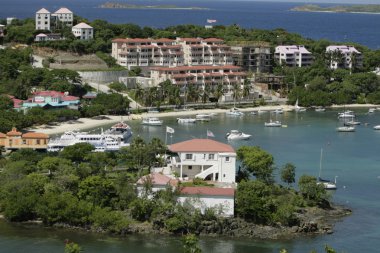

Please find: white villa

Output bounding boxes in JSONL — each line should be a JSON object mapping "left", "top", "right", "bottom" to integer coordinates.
{"left": 326, "top": 45, "right": 363, "bottom": 70}
{"left": 35, "top": 7, "right": 73, "bottom": 31}
{"left": 72, "top": 23, "right": 94, "bottom": 40}
{"left": 274, "top": 45, "right": 313, "bottom": 67}
{"left": 136, "top": 139, "right": 237, "bottom": 217}
{"left": 168, "top": 139, "right": 237, "bottom": 184}
{"left": 0, "top": 24, "right": 4, "bottom": 38}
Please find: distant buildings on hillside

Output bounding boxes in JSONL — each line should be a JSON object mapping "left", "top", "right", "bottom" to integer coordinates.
{"left": 35, "top": 7, "right": 73, "bottom": 31}
{"left": 230, "top": 42, "right": 272, "bottom": 73}
{"left": 111, "top": 37, "right": 233, "bottom": 69}
{"left": 35, "top": 7, "right": 93, "bottom": 41}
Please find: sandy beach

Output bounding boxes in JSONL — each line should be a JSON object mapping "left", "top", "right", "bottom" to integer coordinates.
{"left": 27, "top": 104, "right": 378, "bottom": 135}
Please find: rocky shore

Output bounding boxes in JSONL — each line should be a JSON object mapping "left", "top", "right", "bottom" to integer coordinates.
{"left": 126, "top": 204, "right": 351, "bottom": 239}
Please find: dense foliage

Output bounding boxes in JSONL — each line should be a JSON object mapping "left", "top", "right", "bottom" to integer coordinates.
{"left": 0, "top": 140, "right": 330, "bottom": 235}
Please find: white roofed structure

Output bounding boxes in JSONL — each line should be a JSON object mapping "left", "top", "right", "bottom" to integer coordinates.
{"left": 274, "top": 45, "right": 313, "bottom": 67}
{"left": 72, "top": 22, "right": 94, "bottom": 40}
{"left": 326, "top": 45, "right": 363, "bottom": 70}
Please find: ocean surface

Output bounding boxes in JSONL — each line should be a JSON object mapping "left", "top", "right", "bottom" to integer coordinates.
{"left": 1, "top": 108, "right": 380, "bottom": 252}
{"left": 1, "top": 0, "right": 380, "bottom": 49}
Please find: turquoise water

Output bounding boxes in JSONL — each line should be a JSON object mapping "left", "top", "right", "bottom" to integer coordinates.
{"left": 1, "top": 108, "right": 380, "bottom": 252}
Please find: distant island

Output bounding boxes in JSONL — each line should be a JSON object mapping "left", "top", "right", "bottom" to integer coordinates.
{"left": 291, "top": 4, "right": 380, "bottom": 14}
{"left": 99, "top": 2, "right": 208, "bottom": 10}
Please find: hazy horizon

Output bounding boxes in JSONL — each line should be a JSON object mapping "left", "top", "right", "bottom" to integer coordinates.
{"left": 221, "top": 0, "right": 380, "bottom": 4}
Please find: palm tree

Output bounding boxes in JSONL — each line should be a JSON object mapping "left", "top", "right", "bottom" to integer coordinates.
{"left": 349, "top": 52, "right": 358, "bottom": 75}
{"left": 242, "top": 79, "right": 251, "bottom": 100}
{"left": 201, "top": 85, "right": 211, "bottom": 104}
{"left": 186, "top": 85, "right": 199, "bottom": 103}
{"left": 134, "top": 84, "right": 144, "bottom": 104}
{"left": 232, "top": 83, "right": 242, "bottom": 106}
{"left": 213, "top": 83, "right": 224, "bottom": 105}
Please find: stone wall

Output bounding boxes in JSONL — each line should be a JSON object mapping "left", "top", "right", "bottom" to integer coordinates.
{"left": 79, "top": 70, "right": 129, "bottom": 84}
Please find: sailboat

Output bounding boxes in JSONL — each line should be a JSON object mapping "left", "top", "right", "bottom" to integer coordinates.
{"left": 337, "top": 106, "right": 355, "bottom": 132}
{"left": 295, "top": 98, "right": 306, "bottom": 112}
{"left": 317, "top": 148, "right": 337, "bottom": 190}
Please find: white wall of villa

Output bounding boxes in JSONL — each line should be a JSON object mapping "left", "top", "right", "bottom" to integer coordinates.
{"left": 35, "top": 8, "right": 51, "bottom": 30}
{"left": 178, "top": 194, "right": 234, "bottom": 217}
{"left": 72, "top": 23, "right": 93, "bottom": 40}
{"left": 274, "top": 45, "right": 313, "bottom": 67}
{"left": 35, "top": 7, "right": 73, "bottom": 31}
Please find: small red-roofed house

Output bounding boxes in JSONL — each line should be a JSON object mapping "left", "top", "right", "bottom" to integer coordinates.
{"left": 178, "top": 186, "right": 235, "bottom": 217}
{"left": 0, "top": 128, "right": 49, "bottom": 150}
{"left": 136, "top": 173, "right": 178, "bottom": 198}
{"left": 168, "top": 139, "right": 236, "bottom": 183}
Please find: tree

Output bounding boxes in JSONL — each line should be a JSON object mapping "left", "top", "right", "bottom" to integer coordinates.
{"left": 213, "top": 83, "right": 224, "bottom": 105}
{"left": 64, "top": 242, "right": 82, "bottom": 253}
{"left": 298, "top": 175, "right": 327, "bottom": 205}
{"left": 0, "top": 95, "right": 14, "bottom": 110}
{"left": 280, "top": 163, "right": 296, "bottom": 187}
{"left": 183, "top": 234, "right": 202, "bottom": 253}
{"left": 235, "top": 180, "right": 274, "bottom": 224}
{"left": 60, "top": 143, "right": 95, "bottom": 162}
{"left": 237, "top": 146, "right": 275, "bottom": 184}
{"left": 78, "top": 175, "right": 116, "bottom": 207}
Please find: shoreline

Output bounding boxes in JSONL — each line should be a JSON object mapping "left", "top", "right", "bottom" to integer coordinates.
{"left": 27, "top": 104, "right": 378, "bottom": 135}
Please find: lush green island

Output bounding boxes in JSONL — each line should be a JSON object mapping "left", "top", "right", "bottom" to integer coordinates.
{"left": 99, "top": 2, "right": 208, "bottom": 10}
{"left": 291, "top": 4, "right": 380, "bottom": 14}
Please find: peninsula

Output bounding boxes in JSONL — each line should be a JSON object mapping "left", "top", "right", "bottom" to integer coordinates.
{"left": 291, "top": 4, "right": 380, "bottom": 14}
{"left": 99, "top": 2, "right": 208, "bottom": 10}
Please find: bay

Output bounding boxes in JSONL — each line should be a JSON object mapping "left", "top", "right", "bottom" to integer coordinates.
{"left": 1, "top": 0, "right": 380, "bottom": 49}
{"left": 1, "top": 108, "right": 380, "bottom": 252}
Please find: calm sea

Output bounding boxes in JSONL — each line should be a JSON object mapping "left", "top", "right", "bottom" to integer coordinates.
{"left": 1, "top": 108, "right": 380, "bottom": 252}
{"left": 1, "top": 0, "right": 380, "bottom": 49}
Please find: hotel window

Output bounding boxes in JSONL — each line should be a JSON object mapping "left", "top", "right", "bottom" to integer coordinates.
{"left": 225, "top": 157, "right": 230, "bottom": 162}
{"left": 185, "top": 154, "right": 193, "bottom": 160}
{"left": 208, "top": 154, "right": 215, "bottom": 160}
{"left": 36, "top": 140, "right": 40, "bottom": 145}
{"left": 23, "top": 140, "right": 26, "bottom": 145}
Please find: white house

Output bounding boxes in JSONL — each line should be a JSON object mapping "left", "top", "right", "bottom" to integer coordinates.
{"left": 168, "top": 139, "right": 237, "bottom": 184}
{"left": 72, "top": 22, "right": 94, "bottom": 40}
{"left": 35, "top": 8, "right": 51, "bottom": 30}
{"left": 0, "top": 24, "right": 4, "bottom": 38}
{"left": 326, "top": 45, "right": 363, "bottom": 70}
{"left": 35, "top": 33, "right": 63, "bottom": 42}
{"left": 274, "top": 45, "right": 313, "bottom": 67}
{"left": 178, "top": 186, "right": 235, "bottom": 217}
{"left": 53, "top": 7, "right": 73, "bottom": 27}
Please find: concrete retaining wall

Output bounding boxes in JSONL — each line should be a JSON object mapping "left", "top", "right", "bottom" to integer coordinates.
{"left": 79, "top": 70, "right": 129, "bottom": 84}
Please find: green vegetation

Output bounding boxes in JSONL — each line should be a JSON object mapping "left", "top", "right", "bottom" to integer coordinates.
{"left": 0, "top": 139, "right": 331, "bottom": 236}
{"left": 292, "top": 4, "right": 380, "bottom": 14}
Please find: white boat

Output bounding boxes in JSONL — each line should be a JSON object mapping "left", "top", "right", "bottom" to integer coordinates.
{"left": 317, "top": 148, "right": 337, "bottom": 190}
{"left": 265, "top": 120, "right": 282, "bottom": 127}
{"left": 295, "top": 99, "right": 306, "bottom": 112}
{"left": 195, "top": 114, "right": 211, "bottom": 121}
{"left": 337, "top": 126, "right": 355, "bottom": 132}
{"left": 226, "top": 108, "right": 244, "bottom": 116}
{"left": 177, "top": 118, "right": 197, "bottom": 124}
{"left": 373, "top": 125, "right": 380, "bottom": 130}
{"left": 368, "top": 108, "right": 376, "bottom": 113}
{"left": 256, "top": 109, "right": 267, "bottom": 114}
{"left": 142, "top": 117, "right": 163, "bottom": 126}
{"left": 250, "top": 111, "right": 257, "bottom": 115}
{"left": 272, "top": 108, "right": 283, "bottom": 114}
{"left": 344, "top": 120, "right": 361, "bottom": 126}
{"left": 338, "top": 111, "right": 355, "bottom": 119}
{"left": 47, "top": 128, "right": 131, "bottom": 152}
{"left": 226, "top": 130, "right": 251, "bottom": 140}
{"left": 315, "top": 107, "right": 326, "bottom": 112}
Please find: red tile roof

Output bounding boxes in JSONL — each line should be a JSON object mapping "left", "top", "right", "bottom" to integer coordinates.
{"left": 137, "top": 173, "right": 178, "bottom": 187}
{"left": 180, "top": 186, "right": 235, "bottom": 197}
{"left": 112, "top": 38, "right": 152, "bottom": 43}
{"left": 22, "top": 132, "right": 49, "bottom": 139}
{"left": 177, "top": 38, "right": 203, "bottom": 42}
{"left": 169, "top": 139, "right": 235, "bottom": 153}
{"left": 0, "top": 133, "right": 7, "bottom": 138}
{"left": 7, "top": 127, "right": 22, "bottom": 136}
